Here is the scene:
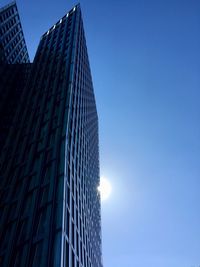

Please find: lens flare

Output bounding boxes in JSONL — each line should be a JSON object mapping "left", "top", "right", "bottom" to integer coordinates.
{"left": 98, "top": 177, "right": 112, "bottom": 201}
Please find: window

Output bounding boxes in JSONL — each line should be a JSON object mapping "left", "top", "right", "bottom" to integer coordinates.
{"left": 32, "top": 241, "right": 43, "bottom": 267}
{"left": 36, "top": 209, "right": 47, "bottom": 236}
{"left": 17, "top": 219, "right": 28, "bottom": 243}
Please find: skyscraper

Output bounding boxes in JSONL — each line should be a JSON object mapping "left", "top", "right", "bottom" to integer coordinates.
{"left": 0, "top": 62, "right": 31, "bottom": 150}
{"left": 0, "top": 1, "right": 31, "bottom": 151}
{"left": 0, "top": 1, "right": 29, "bottom": 64}
{"left": 0, "top": 3, "right": 102, "bottom": 267}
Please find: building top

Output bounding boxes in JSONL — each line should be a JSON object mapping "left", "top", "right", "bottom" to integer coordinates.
{"left": 0, "top": 1, "right": 16, "bottom": 13}
{"left": 41, "top": 4, "right": 80, "bottom": 39}
{"left": 0, "top": 0, "right": 30, "bottom": 63}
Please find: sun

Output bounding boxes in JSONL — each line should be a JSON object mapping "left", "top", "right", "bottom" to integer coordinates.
{"left": 98, "top": 177, "right": 112, "bottom": 201}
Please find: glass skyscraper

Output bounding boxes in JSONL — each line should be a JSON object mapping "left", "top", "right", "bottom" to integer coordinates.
{"left": 0, "top": 1, "right": 31, "bottom": 151}
{"left": 0, "top": 1, "right": 29, "bottom": 63}
{"left": 0, "top": 3, "right": 102, "bottom": 267}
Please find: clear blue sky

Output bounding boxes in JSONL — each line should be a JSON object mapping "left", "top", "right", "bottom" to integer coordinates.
{"left": 2, "top": 0, "right": 200, "bottom": 266}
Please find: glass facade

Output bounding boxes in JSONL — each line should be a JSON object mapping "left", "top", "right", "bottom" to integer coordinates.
{"left": 0, "top": 3, "right": 102, "bottom": 267}
{"left": 0, "top": 1, "right": 29, "bottom": 64}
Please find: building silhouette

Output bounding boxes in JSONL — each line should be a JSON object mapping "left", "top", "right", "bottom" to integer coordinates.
{"left": 0, "top": 2, "right": 102, "bottom": 267}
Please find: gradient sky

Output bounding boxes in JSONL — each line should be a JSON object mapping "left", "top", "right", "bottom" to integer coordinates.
{"left": 2, "top": 0, "right": 200, "bottom": 266}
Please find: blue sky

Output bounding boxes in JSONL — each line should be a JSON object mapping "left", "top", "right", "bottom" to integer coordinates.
{"left": 2, "top": 0, "right": 200, "bottom": 266}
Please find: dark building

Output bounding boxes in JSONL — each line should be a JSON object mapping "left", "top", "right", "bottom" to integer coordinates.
{"left": 0, "top": 1, "right": 31, "bottom": 150}
{"left": 0, "top": 63, "right": 31, "bottom": 150}
{"left": 0, "top": 3, "right": 102, "bottom": 267}
{"left": 0, "top": 1, "right": 29, "bottom": 63}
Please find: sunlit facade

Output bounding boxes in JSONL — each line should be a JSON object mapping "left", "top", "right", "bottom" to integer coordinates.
{"left": 0, "top": 3, "right": 102, "bottom": 267}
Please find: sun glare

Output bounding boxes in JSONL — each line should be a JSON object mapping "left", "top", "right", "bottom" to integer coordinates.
{"left": 98, "top": 177, "right": 112, "bottom": 201}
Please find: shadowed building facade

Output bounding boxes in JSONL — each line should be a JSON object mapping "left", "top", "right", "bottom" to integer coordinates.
{"left": 0, "top": 3, "right": 102, "bottom": 267}
{"left": 0, "top": 63, "right": 31, "bottom": 150}
{"left": 0, "top": 1, "right": 30, "bottom": 151}
{"left": 0, "top": 1, "right": 29, "bottom": 63}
